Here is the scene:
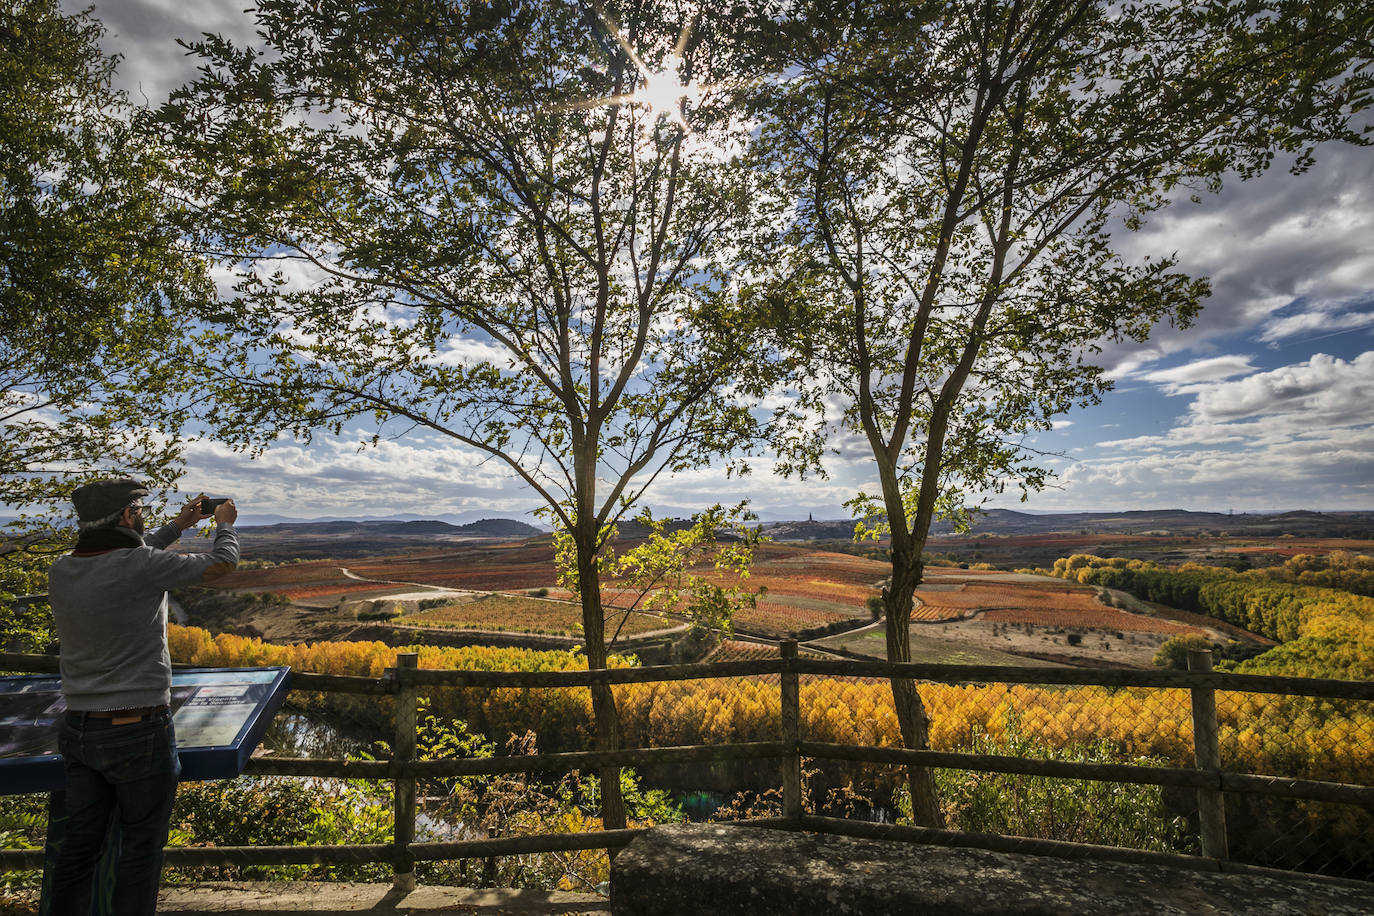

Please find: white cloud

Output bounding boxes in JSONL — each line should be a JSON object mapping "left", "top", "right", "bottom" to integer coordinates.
{"left": 1098, "top": 144, "right": 1374, "bottom": 373}
{"left": 74, "top": 0, "right": 259, "bottom": 103}
{"left": 1258, "top": 307, "right": 1374, "bottom": 344}
{"left": 635, "top": 459, "right": 867, "bottom": 519}
{"left": 1059, "top": 351, "right": 1374, "bottom": 510}
{"left": 430, "top": 337, "right": 511, "bottom": 367}
{"left": 173, "top": 434, "right": 539, "bottom": 518}
{"left": 1189, "top": 352, "right": 1374, "bottom": 425}
{"left": 1049, "top": 427, "right": 1374, "bottom": 511}
{"left": 1136, "top": 355, "right": 1256, "bottom": 395}
{"left": 1102, "top": 352, "right": 1373, "bottom": 450}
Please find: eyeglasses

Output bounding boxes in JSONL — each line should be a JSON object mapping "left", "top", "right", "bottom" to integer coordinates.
{"left": 128, "top": 503, "right": 148, "bottom": 515}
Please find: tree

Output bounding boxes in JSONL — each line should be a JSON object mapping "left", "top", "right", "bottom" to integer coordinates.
{"left": 749, "top": 0, "right": 1372, "bottom": 824}
{"left": 0, "top": 0, "right": 210, "bottom": 646}
{"left": 158, "top": 0, "right": 786, "bottom": 829}
{"left": 557, "top": 501, "right": 763, "bottom": 650}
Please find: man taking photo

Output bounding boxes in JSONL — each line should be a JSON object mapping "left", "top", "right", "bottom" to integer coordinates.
{"left": 45, "top": 479, "right": 240, "bottom": 916}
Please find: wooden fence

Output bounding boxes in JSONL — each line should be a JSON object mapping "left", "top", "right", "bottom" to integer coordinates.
{"left": 3, "top": 644, "right": 1373, "bottom": 889}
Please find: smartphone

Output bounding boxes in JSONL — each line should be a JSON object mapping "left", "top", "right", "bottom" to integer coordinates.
{"left": 199, "top": 497, "right": 229, "bottom": 518}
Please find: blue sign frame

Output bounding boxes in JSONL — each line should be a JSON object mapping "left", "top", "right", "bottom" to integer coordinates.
{"left": 0, "top": 666, "right": 292, "bottom": 795}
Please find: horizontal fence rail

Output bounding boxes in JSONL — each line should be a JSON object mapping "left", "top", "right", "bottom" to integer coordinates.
{"left": 6, "top": 651, "right": 1370, "bottom": 697}
{"left": 3, "top": 646, "right": 1372, "bottom": 889}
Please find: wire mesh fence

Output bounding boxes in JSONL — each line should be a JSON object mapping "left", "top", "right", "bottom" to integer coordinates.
{"left": 613, "top": 671, "right": 785, "bottom": 811}
{"left": 1215, "top": 690, "right": 1374, "bottom": 878}
{"left": 794, "top": 675, "right": 1203, "bottom": 856}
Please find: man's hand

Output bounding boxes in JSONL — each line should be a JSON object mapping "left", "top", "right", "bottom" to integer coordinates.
{"left": 173, "top": 494, "right": 205, "bottom": 532}
{"left": 213, "top": 498, "right": 238, "bottom": 527}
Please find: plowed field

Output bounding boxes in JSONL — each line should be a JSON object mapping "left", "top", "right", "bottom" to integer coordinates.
{"left": 347, "top": 545, "right": 556, "bottom": 591}
{"left": 979, "top": 606, "right": 1203, "bottom": 635}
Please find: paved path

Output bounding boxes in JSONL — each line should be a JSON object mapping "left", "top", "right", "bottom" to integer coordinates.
{"left": 166, "top": 882, "right": 608, "bottom": 915}
{"left": 2, "top": 882, "right": 609, "bottom": 915}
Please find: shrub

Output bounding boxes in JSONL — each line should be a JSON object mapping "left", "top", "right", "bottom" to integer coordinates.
{"left": 1152, "top": 634, "right": 1217, "bottom": 669}
{"left": 918, "top": 722, "right": 1195, "bottom": 854}
{"left": 167, "top": 777, "right": 392, "bottom": 883}
{"left": 356, "top": 600, "right": 404, "bottom": 621}
{"left": 0, "top": 793, "right": 47, "bottom": 891}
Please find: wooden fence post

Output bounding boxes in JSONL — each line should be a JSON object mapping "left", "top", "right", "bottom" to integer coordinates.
{"left": 392, "top": 652, "right": 419, "bottom": 891}
{"left": 780, "top": 640, "right": 802, "bottom": 821}
{"left": 1188, "top": 648, "right": 1229, "bottom": 860}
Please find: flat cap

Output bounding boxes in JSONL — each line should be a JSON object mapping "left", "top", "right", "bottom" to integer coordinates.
{"left": 71, "top": 478, "right": 149, "bottom": 522}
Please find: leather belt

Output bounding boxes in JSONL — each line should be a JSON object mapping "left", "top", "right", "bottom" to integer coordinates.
{"left": 74, "top": 705, "right": 169, "bottom": 725}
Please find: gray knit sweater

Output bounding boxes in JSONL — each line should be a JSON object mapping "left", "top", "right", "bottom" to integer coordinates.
{"left": 50, "top": 522, "right": 240, "bottom": 711}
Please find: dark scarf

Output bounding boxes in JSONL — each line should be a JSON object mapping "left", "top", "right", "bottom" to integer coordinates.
{"left": 72, "top": 526, "right": 145, "bottom": 556}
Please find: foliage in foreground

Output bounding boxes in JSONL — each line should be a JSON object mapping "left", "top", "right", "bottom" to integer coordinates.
{"left": 171, "top": 625, "right": 1374, "bottom": 794}
{"left": 168, "top": 625, "right": 631, "bottom": 754}
{"left": 0, "top": 561, "right": 53, "bottom": 653}
{"left": 1, "top": 0, "right": 210, "bottom": 568}
{"left": 174, "top": 711, "right": 682, "bottom": 892}
{"left": 557, "top": 503, "right": 766, "bottom": 646}
{"left": 923, "top": 725, "right": 1195, "bottom": 853}
{"left": 0, "top": 794, "right": 45, "bottom": 892}
{"left": 0, "top": 710, "right": 683, "bottom": 894}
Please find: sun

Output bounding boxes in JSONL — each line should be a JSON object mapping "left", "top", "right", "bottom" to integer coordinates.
{"left": 632, "top": 54, "right": 700, "bottom": 129}
{"left": 565, "top": 12, "right": 705, "bottom": 132}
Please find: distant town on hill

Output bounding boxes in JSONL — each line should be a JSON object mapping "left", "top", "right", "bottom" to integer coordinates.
{"left": 762, "top": 508, "right": 1374, "bottom": 541}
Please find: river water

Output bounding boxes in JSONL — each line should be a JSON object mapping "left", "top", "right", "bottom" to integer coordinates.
{"left": 259, "top": 707, "right": 378, "bottom": 758}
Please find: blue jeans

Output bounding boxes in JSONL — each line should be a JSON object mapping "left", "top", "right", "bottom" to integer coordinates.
{"left": 47, "top": 710, "right": 180, "bottom": 916}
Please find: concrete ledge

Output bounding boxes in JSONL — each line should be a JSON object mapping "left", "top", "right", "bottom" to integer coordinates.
{"left": 610, "top": 824, "right": 1374, "bottom": 915}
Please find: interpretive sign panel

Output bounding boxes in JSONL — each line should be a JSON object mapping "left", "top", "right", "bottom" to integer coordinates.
{"left": 0, "top": 667, "right": 292, "bottom": 794}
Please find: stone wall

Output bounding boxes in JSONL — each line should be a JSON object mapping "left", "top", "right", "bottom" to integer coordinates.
{"left": 611, "top": 824, "right": 1374, "bottom": 916}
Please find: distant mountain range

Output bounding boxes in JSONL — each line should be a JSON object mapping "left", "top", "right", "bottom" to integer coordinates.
{"left": 762, "top": 508, "right": 1374, "bottom": 540}
{"left": 238, "top": 517, "right": 541, "bottom": 538}
{"left": 231, "top": 509, "right": 548, "bottom": 528}
{"left": 7, "top": 508, "right": 1374, "bottom": 542}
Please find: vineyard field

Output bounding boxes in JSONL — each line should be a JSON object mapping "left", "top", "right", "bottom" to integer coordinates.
{"left": 346, "top": 544, "right": 557, "bottom": 592}
{"left": 217, "top": 563, "right": 364, "bottom": 588}
{"left": 909, "top": 605, "right": 973, "bottom": 622}
{"left": 980, "top": 606, "right": 1203, "bottom": 634}
{"left": 399, "top": 595, "right": 672, "bottom": 637}
{"left": 198, "top": 532, "right": 1272, "bottom": 667}
{"left": 815, "top": 568, "right": 1262, "bottom": 667}
{"left": 704, "top": 640, "right": 832, "bottom": 662}
{"left": 734, "top": 598, "right": 861, "bottom": 637}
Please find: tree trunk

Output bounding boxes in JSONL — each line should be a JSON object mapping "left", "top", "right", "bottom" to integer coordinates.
{"left": 884, "top": 543, "right": 944, "bottom": 828}
{"left": 577, "top": 531, "right": 627, "bottom": 832}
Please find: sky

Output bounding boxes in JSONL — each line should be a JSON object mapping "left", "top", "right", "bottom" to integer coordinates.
{"left": 47, "top": 0, "right": 1374, "bottom": 523}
